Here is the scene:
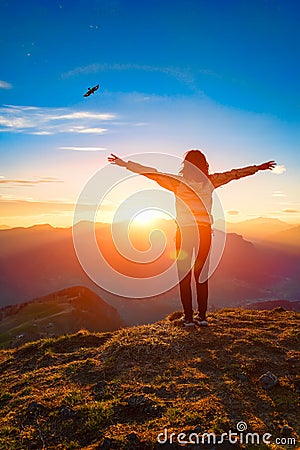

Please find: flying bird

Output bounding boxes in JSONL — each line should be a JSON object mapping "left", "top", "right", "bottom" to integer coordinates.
{"left": 83, "top": 84, "right": 99, "bottom": 97}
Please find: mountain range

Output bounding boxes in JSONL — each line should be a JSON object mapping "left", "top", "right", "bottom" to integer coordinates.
{"left": 0, "top": 220, "right": 299, "bottom": 326}
{"left": 224, "top": 217, "right": 299, "bottom": 251}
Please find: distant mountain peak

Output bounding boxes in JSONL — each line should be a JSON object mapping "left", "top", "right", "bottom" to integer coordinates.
{"left": 28, "top": 223, "right": 55, "bottom": 230}
{"left": 232, "top": 217, "right": 290, "bottom": 226}
{"left": 0, "top": 285, "right": 124, "bottom": 348}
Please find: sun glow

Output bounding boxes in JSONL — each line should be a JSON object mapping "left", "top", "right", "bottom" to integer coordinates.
{"left": 131, "top": 210, "right": 171, "bottom": 227}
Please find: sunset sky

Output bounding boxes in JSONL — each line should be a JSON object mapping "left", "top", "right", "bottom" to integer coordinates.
{"left": 1, "top": 0, "right": 300, "bottom": 228}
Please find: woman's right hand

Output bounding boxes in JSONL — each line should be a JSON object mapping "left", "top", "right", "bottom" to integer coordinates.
{"left": 108, "top": 154, "right": 127, "bottom": 167}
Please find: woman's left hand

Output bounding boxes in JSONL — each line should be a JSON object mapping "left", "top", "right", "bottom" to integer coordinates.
{"left": 258, "top": 160, "right": 276, "bottom": 171}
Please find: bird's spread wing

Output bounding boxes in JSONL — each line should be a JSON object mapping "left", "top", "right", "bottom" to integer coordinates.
{"left": 83, "top": 85, "right": 99, "bottom": 97}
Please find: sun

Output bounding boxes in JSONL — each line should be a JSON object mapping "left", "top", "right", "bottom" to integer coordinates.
{"left": 131, "top": 210, "right": 170, "bottom": 228}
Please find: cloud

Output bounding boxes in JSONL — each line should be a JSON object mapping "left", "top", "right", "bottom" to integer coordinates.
{"left": 0, "top": 197, "right": 113, "bottom": 218}
{"left": 0, "top": 115, "right": 33, "bottom": 128}
{"left": 272, "top": 191, "right": 286, "bottom": 197}
{"left": 0, "top": 104, "right": 116, "bottom": 135}
{"left": 271, "top": 164, "right": 286, "bottom": 175}
{"left": 59, "top": 146, "right": 107, "bottom": 151}
{"left": 0, "top": 177, "right": 63, "bottom": 187}
{"left": 71, "top": 127, "right": 107, "bottom": 134}
{"left": 37, "top": 177, "right": 63, "bottom": 181}
{"left": 0, "top": 198, "right": 75, "bottom": 216}
{"left": 62, "top": 63, "right": 202, "bottom": 93}
{"left": 65, "top": 126, "right": 107, "bottom": 134}
{"left": 0, "top": 80, "right": 12, "bottom": 89}
{"left": 4, "top": 105, "right": 39, "bottom": 110}
{"left": 49, "top": 112, "right": 114, "bottom": 120}
{"left": 282, "top": 209, "right": 299, "bottom": 213}
{"left": 29, "top": 131, "right": 53, "bottom": 135}
{"left": 227, "top": 210, "right": 239, "bottom": 215}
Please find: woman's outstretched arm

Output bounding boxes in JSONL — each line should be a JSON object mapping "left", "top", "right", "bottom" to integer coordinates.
{"left": 108, "top": 154, "right": 180, "bottom": 191}
{"left": 211, "top": 160, "right": 276, "bottom": 188}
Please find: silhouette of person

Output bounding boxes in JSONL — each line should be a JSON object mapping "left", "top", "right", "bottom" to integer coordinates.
{"left": 108, "top": 151, "right": 276, "bottom": 327}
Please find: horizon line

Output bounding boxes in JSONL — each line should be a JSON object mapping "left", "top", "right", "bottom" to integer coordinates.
{"left": 1, "top": 216, "right": 299, "bottom": 231}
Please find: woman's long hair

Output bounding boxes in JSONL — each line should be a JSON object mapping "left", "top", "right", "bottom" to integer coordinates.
{"left": 179, "top": 149, "right": 210, "bottom": 179}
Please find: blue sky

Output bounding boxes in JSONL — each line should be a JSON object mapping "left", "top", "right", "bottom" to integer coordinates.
{"left": 1, "top": 0, "right": 300, "bottom": 115}
{"left": 0, "top": 0, "right": 299, "bottom": 227}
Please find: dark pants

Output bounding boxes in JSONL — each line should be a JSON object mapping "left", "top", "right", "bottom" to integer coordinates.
{"left": 176, "top": 224, "right": 212, "bottom": 322}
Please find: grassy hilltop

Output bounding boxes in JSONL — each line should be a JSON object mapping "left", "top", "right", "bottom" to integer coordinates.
{"left": 0, "top": 309, "right": 299, "bottom": 449}
{"left": 0, "top": 287, "right": 124, "bottom": 349}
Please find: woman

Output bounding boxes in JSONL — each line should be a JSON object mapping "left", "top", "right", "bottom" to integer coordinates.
{"left": 108, "top": 151, "right": 276, "bottom": 327}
